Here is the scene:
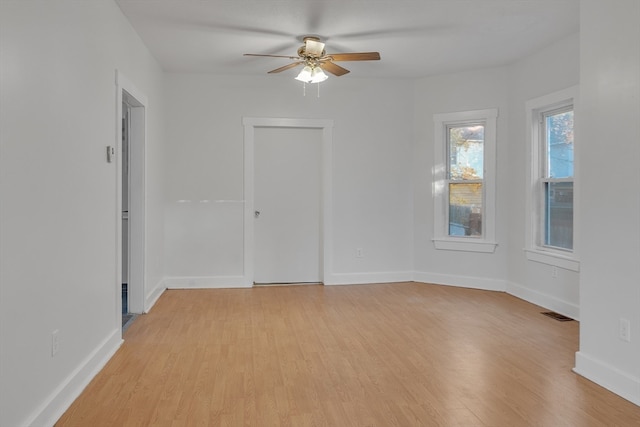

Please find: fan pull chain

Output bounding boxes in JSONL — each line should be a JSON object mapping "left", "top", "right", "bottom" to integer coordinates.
{"left": 300, "top": 82, "right": 323, "bottom": 97}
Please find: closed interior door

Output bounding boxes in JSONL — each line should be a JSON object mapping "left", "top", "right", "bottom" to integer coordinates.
{"left": 254, "top": 127, "right": 322, "bottom": 284}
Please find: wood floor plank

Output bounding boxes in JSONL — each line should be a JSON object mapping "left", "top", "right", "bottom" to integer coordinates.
{"left": 56, "top": 283, "right": 640, "bottom": 426}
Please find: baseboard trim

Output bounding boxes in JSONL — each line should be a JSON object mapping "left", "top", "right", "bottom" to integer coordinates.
{"left": 574, "top": 351, "right": 640, "bottom": 406}
{"left": 164, "top": 276, "right": 250, "bottom": 289}
{"left": 324, "top": 271, "right": 413, "bottom": 286}
{"left": 145, "top": 279, "right": 166, "bottom": 313}
{"left": 413, "top": 271, "right": 506, "bottom": 292}
{"left": 27, "top": 329, "right": 123, "bottom": 427}
{"left": 506, "top": 281, "right": 580, "bottom": 320}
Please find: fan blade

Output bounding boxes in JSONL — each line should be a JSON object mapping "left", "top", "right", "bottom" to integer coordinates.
{"left": 320, "top": 61, "right": 350, "bottom": 76}
{"left": 268, "top": 62, "right": 303, "bottom": 74}
{"left": 244, "top": 53, "right": 300, "bottom": 60}
{"left": 305, "top": 39, "right": 325, "bottom": 57}
{"left": 328, "top": 52, "right": 381, "bottom": 61}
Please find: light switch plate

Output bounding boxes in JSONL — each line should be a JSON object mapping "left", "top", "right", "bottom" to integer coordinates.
{"left": 107, "top": 146, "right": 115, "bottom": 163}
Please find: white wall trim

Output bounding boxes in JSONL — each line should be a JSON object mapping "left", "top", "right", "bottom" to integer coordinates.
{"left": 525, "top": 86, "right": 579, "bottom": 259}
{"left": 144, "top": 279, "right": 167, "bottom": 312}
{"left": 432, "top": 108, "right": 498, "bottom": 251}
{"left": 524, "top": 248, "right": 580, "bottom": 272}
{"left": 506, "top": 281, "right": 580, "bottom": 320}
{"left": 116, "top": 70, "right": 148, "bottom": 316}
{"left": 574, "top": 351, "right": 640, "bottom": 406}
{"left": 163, "top": 276, "right": 251, "bottom": 289}
{"left": 26, "top": 330, "right": 123, "bottom": 427}
{"left": 413, "top": 271, "right": 506, "bottom": 292}
{"left": 432, "top": 238, "right": 498, "bottom": 253}
{"left": 325, "top": 271, "right": 414, "bottom": 286}
{"left": 242, "top": 117, "right": 334, "bottom": 286}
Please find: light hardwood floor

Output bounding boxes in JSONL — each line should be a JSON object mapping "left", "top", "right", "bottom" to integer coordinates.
{"left": 57, "top": 282, "right": 640, "bottom": 426}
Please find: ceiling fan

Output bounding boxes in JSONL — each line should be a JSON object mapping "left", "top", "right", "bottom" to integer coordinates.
{"left": 244, "top": 36, "right": 381, "bottom": 81}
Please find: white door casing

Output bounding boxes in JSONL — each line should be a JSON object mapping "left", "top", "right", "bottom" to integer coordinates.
{"left": 116, "top": 70, "right": 146, "bottom": 317}
{"left": 243, "top": 117, "right": 334, "bottom": 286}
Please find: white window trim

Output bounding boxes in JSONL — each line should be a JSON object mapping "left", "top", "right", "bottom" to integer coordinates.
{"left": 525, "top": 86, "right": 580, "bottom": 271}
{"left": 433, "top": 108, "right": 498, "bottom": 253}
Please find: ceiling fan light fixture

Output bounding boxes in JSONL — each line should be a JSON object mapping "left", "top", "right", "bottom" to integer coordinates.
{"left": 295, "top": 64, "right": 328, "bottom": 84}
{"left": 295, "top": 65, "right": 313, "bottom": 82}
{"left": 310, "top": 67, "right": 328, "bottom": 83}
{"left": 245, "top": 36, "right": 380, "bottom": 81}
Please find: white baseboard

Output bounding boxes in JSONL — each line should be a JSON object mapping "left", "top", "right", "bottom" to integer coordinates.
{"left": 574, "top": 351, "right": 640, "bottom": 406}
{"left": 413, "top": 271, "right": 507, "bottom": 292}
{"left": 145, "top": 279, "right": 166, "bottom": 312}
{"left": 163, "top": 276, "right": 250, "bottom": 289}
{"left": 27, "top": 329, "right": 123, "bottom": 427}
{"left": 324, "top": 271, "right": 414, "bottom": 286}
{"left": 506, "top": 281, "right": 580, "bottom": 320}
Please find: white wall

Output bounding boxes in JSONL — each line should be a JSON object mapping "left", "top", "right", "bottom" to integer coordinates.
{"left": 574, "top": 0, "right": 640, "bottom": 406}
{"left": 413, "top": 67, "right": 510, "bottom": 290}
{"left": 505, "top": 33, "right": 581, "bottom": 318}
{"left": 0, "top": 1, "right": 165, "bottom": 425}
{"left": 163, "top": 74, "right": 415, "bottom": 286}
{"left": 1, "top": 2, "right": 638, "bottom": 424}
{"left": 412, "top": 34, "right": 581, "bottom": 312}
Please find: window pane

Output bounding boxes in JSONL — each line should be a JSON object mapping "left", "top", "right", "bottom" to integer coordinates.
{"left": 449, "top": 183, "right": 482, "bottom": 236}
{"left": 449, "top": 125, "right": 484, "bottom": 181}
{"left": 544, "top": 181, "right": 573, "bottom": 249}
{"left": 545, "top": 110, "right": 574, "bottom": 178}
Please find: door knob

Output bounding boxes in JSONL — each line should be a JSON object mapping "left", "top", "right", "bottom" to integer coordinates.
{"left": 254, "top": 210, "right": 260, "bottom": 218}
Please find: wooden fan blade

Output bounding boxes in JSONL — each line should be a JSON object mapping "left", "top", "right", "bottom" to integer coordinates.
{"left": 244, "top": 53, "right": 300, "bottom": 60}
{"left": 321, "top": 61, "right": 350, "bottom": 76}
{"left": 328, "top": 52, "right": 381, "bottom": 61}
{"left": 268, "top": 62, "right": 303, "bottom": 74}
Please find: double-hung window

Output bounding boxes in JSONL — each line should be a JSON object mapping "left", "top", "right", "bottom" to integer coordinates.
{"left": 525, "top": 87, "right": 579, "bottom": 270}
{"left": 541, "top": 107, "right": 574, "bottom": 250}
{"left": 433, "top": 109, "right": 498, "bottom": 253}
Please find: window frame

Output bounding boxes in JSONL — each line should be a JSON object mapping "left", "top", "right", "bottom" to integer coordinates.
{"left": 433, "top": 109, "right": 498, "bottom": 253}
{"left": 525, "top": 87, "right": 580, "bottom": 271}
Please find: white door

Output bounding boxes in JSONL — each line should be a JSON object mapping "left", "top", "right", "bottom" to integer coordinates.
{"left": 254, "top": 127, "right": 322, "bottom": 284}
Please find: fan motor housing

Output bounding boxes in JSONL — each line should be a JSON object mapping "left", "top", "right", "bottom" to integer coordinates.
{"left": 298, "top": 36, "right": 326, "bottom": 58}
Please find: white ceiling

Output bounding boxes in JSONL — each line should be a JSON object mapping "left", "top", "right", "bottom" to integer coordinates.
{"left": 115, "top": 0, "right": 579, "bottom": 79}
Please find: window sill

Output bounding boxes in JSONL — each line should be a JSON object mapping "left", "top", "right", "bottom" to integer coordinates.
{"left": 433, "top": 238, "right": 498, "bottom": 253}
{"left": 524, "top": 249, "right": 580, "bottom": 272}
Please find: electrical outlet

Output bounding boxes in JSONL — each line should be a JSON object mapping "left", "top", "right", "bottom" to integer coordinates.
{"left": 356, "top": 248, "right": 364, "bottom": 258}
{"left": 551, "top": 266, "right": 558, "bottom": 278}
{"left": 619, "top": 318, "right": 631, "bottom": 342}
{"left": 51, "top": 330, "right": 60, "bottom": 357}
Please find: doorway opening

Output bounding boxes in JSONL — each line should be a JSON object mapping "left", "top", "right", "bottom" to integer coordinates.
{"left": 116, "top": 71, "right": 147, "bottom": 331}
{"left": 242, "top": 117, "right": 334, "bottom": 286}
{"left": 122, "top": 100, "right": 131, "bottom": 327}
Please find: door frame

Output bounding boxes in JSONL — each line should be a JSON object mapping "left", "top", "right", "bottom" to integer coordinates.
{"left": 242, "top": 117, "right": 334, "bottom": 286}
{"left": 116, "top": 70, "right": 147, "bottom": 317}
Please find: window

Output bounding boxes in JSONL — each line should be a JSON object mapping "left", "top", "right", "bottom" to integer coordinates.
{"left": 541, "top": 107, "right": 574, "bottom": 250}
{"left": 448, "top": 124, "right": 484, "bottom": 237}
{"left": 433, "top": 109, "right": 498, "bottom": 253}
{"left": 525, "top": 87, "right": 579, "bottom": 271}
